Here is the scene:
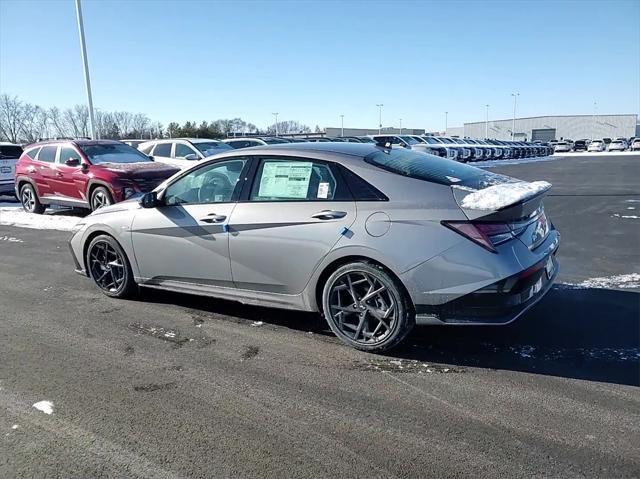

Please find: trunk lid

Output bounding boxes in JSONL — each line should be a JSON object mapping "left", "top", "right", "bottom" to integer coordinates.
{"left": 451, "top": 179, "right": 552, "bottom": 250}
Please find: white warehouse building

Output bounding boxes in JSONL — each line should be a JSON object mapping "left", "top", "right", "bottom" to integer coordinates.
{"left": 453, "top": 114, "right": 638, "bottom": 142}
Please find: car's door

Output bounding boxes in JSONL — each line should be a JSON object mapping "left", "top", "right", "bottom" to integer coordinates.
{"left": 130, "top": 157, "right": 249, "bottom": 287}
{"left": 228, "top": 156, "right": 356, "bottom": 295}
{"left": 150, "top": 142, "right": 180, "bottom": 167}
{"left": 52, "top": 145, "right": 86, "bottom": 202}
{"left": 31, "top": 145, "right": 58, "bottom": 198}
{"left": 174, "top": 142, "right": 201, "bottom": 163}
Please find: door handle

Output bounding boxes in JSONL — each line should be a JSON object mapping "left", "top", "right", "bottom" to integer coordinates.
{"left": 199, "top": 213, "right": 227, "bottom": 223}
{"left": 311, "top": 210, "right": 347, "bottom": 220}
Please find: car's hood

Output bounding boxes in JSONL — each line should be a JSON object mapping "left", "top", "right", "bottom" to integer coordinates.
{"left": 93, "top": 161, "right": 179, "bottom": 178}
{"left": 88, "top": 196, "right": 142, "bottom": 217}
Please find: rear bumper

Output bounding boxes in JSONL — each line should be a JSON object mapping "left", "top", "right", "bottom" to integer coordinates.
{"left": 415, "top": 251, "right": 558, "bottom": 325}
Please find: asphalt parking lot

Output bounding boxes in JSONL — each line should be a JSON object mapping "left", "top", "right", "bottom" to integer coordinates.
{"left": 1, "top": 154, "right": 639, "bottom": 478}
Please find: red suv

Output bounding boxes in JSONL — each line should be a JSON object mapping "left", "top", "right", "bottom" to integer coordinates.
{"left": 15, "top": 139, "right": 179, "bottom": 213}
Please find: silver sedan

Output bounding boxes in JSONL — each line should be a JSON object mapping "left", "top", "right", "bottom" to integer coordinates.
{"left": 69, "top": 143, "right": 560, "bottom": 352}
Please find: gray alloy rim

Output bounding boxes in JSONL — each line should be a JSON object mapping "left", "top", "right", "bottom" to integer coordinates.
{"left": 89, "top": 241, "right": 126, "bottom": 293}
{"left": 328, "top": 271, "right": 398, "bottom": 345}
{"left": 92, "top": 190, "right": 111, "bottom": 210}
{"left": 21, "top": 187, "right": 35, "bottom": 212}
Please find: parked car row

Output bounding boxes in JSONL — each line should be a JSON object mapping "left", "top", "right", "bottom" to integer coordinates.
{"left": 551, "top": 137, "right": 638, "bottom": 152}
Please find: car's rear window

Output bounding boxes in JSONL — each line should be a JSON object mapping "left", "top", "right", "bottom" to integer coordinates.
{"left": 365, "top": 148, "right": 510, "bottom": 189}
{"left": 0, "top": 145, "right": 23, "bottom": 158}
{"left": 80, "top": 143, "right": 152, "bottom": 164}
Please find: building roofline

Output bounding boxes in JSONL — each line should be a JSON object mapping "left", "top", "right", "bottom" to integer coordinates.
{"left": 464, "top": 113, "right": 638, "bottom": 126}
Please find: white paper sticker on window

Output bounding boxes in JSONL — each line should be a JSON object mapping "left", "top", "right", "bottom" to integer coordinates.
{"left": 258, "top": 161, "right": 312, "bottom": 199}
{"left": 317, "top": 182, "right": 329, "bottom": 199}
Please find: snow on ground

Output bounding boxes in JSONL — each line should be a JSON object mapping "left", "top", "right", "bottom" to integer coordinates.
{"left": 0, "top": 205, "right": 83, "bottom": 231}
{"left": 32, "top": 400, "right": 54, "bottom": 415}
{"left": 559, "top": 274, "right": 640, "bottom": 290}
{"left": 459, "top": 181, "right": 551, "bottom": 210}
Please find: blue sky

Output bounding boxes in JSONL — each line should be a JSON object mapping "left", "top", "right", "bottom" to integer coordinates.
{"left": 1, "top": 0, "right": 638, "bottom": 131}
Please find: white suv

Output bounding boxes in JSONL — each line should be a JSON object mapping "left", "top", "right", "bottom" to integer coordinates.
{"left": 0, "top": 142, "right": 23, "bottom": 196}
{"left": 139, "top": 138, "right": 232, "bottom": 169}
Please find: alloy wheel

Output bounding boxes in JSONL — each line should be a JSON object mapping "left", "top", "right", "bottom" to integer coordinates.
{"left": 21, "top": 187, "right": 35, "bottom": 212}
{"left": 88, "top": 241, "right": 126, "bottom": 293}
{"left": 327, "top": 271, "right": 398, "bottom": 345}
{"left": 92, "top": 190, "right": 111, "bottom": 210}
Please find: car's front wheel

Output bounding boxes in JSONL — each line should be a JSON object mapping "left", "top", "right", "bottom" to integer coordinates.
{"left": 90, "top": 186, "right": 113, "bottom": 211}
{"left": 20, "top": 183, "right": 45, "bottom": 214}
{"left": 322, "top": 262, "right": 414, "bottom": 352}
{"left": 86, "top": 234, "right": 137, "bottom": 298}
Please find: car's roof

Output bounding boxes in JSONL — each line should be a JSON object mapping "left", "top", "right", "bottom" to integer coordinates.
{"left": 28, "top": 139, "right": 122, "bottom": 147}
{"left": 0, "top": 141, "right": 21, "bottom": 146}
{"left": 215, "top": 141, "right": 383, "bottom": 159}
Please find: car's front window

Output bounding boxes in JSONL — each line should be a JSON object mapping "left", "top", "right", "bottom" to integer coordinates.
{"left": 163, "top": 159, "right": 247, "bottom": 205}
{"left": 80, "top": 143, "right": 152, "bottom": 164}
{"left": 400, "top": 136, "right": 419, "bottom": 145}
{"left": 194, "top": 142, "right": 233, "bottom": 156}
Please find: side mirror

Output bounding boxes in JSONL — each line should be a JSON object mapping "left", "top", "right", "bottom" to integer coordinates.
{"left": 147, "top": 155, "right": 154, "bottom": 161}
{"left": 65, "top": 158, "right": 81, "bottom": 167}
{"left": 184, "top": 153, "right": 198, "bottom": 161}
{"left": 139, "top": 191, "right": 159, "bottom": 208}
{"left": 80, "top": 162, "right": 89, "bottom": 172}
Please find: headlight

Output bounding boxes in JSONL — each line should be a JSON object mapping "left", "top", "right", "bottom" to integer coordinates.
{"left": 123, "top": 187, "right": 136, "bottom": 199}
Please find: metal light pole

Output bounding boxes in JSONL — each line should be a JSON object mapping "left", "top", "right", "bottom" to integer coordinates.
{"left": 511, "top": 93, "right": 519, "bottom": 140}
{"left": 272, "top": 112, "right": 279, "bottom": 136}
{"left": 445, "top": 111, "right": 448, "bottom": 134}
{"left": 75, "top": 0, "right": 96, "bottom": 139}
{"left": 399, "top": 118, "right": 402, "bottom": 135}
{"left": 485, "top": 104, "right": 490, "bottom": 139}
{"left": 376, "top": 104, "right": 383, "bottom": 134}
{"left": 340, "top": 115, "right": 344, "bottom": 137}
{"left": 592, "top": 101, "right": 597, "bottom": 140}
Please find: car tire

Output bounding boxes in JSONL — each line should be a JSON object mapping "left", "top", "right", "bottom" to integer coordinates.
{"left": 20, "top": 183, "right": 45, "bottom": 214}
{"left": 90, "top": 186, "right": 113, "bottom": 211}
{"left": 86, "top": 234, "right": 137, "bottom": 298}
{"left": 322, "top": 261, "right": 415, "bottom": 352}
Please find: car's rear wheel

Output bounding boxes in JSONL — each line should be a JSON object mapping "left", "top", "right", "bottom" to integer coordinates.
{"left": 86, "top": 235, "right": 137, "bottom": 298}
{"left": 20, "top": 183, "right": 45, "bottom": 214}
{"left": 90, "top": 186, "right": 113, "bottom": 211}
{"left": 322, "top": 262, "right": 414, "bottom": 352}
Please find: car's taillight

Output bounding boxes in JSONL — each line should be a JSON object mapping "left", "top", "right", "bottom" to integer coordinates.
{"left": 442, "top": 220, "right": 513, "bottom": 253}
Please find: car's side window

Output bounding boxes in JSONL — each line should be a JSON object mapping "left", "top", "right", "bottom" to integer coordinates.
{"left": 58, "top": 147, "right": 82, "bottom": 164}
{"left": 163, "top": 159, "right": 247, "bottom": 206}
{"left": 249, "top": 158, "right": 338, "bottom": 202}
{"left": 153, "top": 143, "right": 172, "bottom": 157}
{"left": 38, "top": 146, "right": 58, "bottom": 163}
{"left": 25, "top": 147, "right": 41, "bottom": 160}
{"left": 139, "top": 144, "right": 154, "bottom": 155}
{"left": 174, "top": 143, "right": 197, "bottom": 158}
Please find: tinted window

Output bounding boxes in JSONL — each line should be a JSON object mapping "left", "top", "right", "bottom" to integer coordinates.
{"left": 250, "top": 158, "right": 338, "bottom": 201}
{"left": 193, "top": 142, "right": 233, "bottom": 156}
{"left": 175, "top": 143, "right": 197, "bottom": 158}
{"left": 38, "top": 146, "right": 57, "bottom": 163}
{"left": 339, "top": 165, "right": 387, "bottom": 201}
{"left": 164, "top": 159, "right": 247, "bottom": 205}
{"left": 365, "top": 149, "right": 511, "bottom": 189}
{"left": 80, "top": 143, "right": 152, "bottom": 164}
{"left": 59, "top": 147, "right": 82, "bottom": 164}
{"left": 152, "top": 143, "right": 172, "bottom": 157}
{"left": 0, "top": 145, "right": 23, "bottom": 158}
{"left": 262, "top": 138, "right": 290, "bottom": 144}
{"left": 25, "top": 147, "right": 41, "bottom": 160}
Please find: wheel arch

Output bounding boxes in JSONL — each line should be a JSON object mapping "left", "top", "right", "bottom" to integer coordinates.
{"left": 87, "top": 180, "right": 115, "bottom": 203}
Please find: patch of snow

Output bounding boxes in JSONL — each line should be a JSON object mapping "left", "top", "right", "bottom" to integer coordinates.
{"left": 390, "top": 360, "right": 402, "bottom": 366}
{"left": 612, "top": 213, "right": 639, "bottom": 219}
{"left": 0, "top": 207, "right": 82, "bottom": 231}
{"left": 0, "top": 235, "right": 23, "bottom": 242}
{"left": 251, "top": 321, "right": 264, "bottom": 327}
{"left": 578, "top": 274, "right": 640, "bottom": 290}
{"left": 32, "top": 400, "right": 54, "bottom": 415}
{"left": 460, "top": 181, "right": 551, "bottom": 211}
{"left": 11, "top": 424, "right": 18, "bottom": 430}
{"left": 445, "top": 176, "right": 461, "bottom": 183}
{"left": 627, "top": 207, "right": 636, "bottom": 210}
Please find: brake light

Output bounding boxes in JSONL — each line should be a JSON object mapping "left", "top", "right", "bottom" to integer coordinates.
{"left": 441, "top": 221, "right": 513, "bottom": 253}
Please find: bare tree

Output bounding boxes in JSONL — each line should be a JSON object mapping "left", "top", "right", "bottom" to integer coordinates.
{"left": 20, "top": 104, "right": 49, "bottom": 142}
{"left": 63, "top": 105, "right": 89, "bottom": 138}
{"left": 0, "top": 94, "right": 26, "bottom": 142}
